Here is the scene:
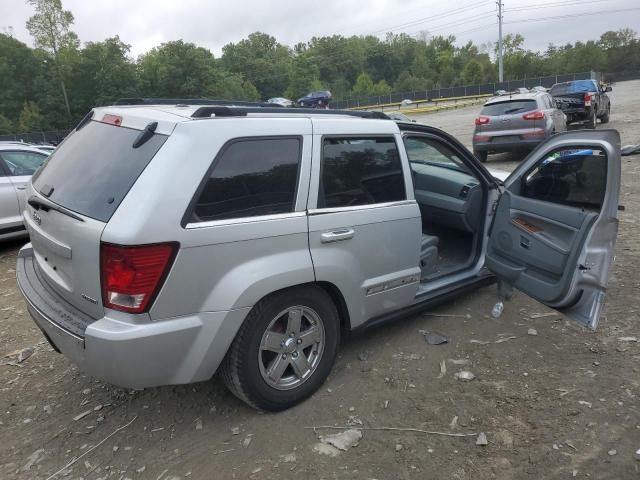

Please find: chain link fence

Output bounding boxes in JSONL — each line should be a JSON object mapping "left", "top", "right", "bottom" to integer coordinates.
{"left": 0, "top": 130, "right": 70, "bottom": 145}
{"left": 332, "top": 71, "right": 597, "bottom": 109}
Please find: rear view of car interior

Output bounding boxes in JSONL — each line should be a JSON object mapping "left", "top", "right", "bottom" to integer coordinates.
{"left": 404, "top": 136, "right": 485, "bottom": 282}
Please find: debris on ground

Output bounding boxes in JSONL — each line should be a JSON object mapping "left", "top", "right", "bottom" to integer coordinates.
{"left": 608, "top": 449, "right": 617, "bottom": 456}
{"left": 319, "top": 429, "right": 362, "bottom": 451}
{"left": 21, "top": 448, "right": 45, "bottom": 472}
{"left": 195, "top": 418, "right": 203, "bottom": 430}
{"left": 313, "top": 442, "right": 340, "bottom": 457}
{"left": 495, "top": 335, "right": 518, "bottom": 344}
{"left": 73, "top": 410, "right": 92, "bottom": 421}
{"left": 423, "top": 332, "right": 449, "bottom": 345}
{"left": 528, "top": 328, "right": 538, "bottom": 336}
{"left": 469, "top": 339, "right": 490, "bottom": 345}
{"left": 243, "top": 435, "right": 252, "bottom": 448}
{"left": 528, "top": 312, "right": 557, "bottom": 319}
{"left": 395, "top": 444, "right": 403, "bottom": 452}
{"left": 437, "top": 359, "right": 447, "bottom": 378}
{"left": 3, "top": 347, "right": 34, "bottom": 364}
{"left": 281, "top": 453, "right": 296, "bottom": 463}
{"left": 231, "top": 426, "right": 240, "bottom": 435}
{"left": 454, "top": 371, "right": 476, "bottom": 381}
{"left": 476, "top": 432, "right": 488, "bottom": 446}
{"left": 449, "top": 416, "right": 458, "bottom": 429}
{"left": 618, "top": 336, "right": 638, "bottom": 342}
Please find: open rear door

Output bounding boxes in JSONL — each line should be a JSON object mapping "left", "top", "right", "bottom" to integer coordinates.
{"left": 485, "top": 130, "right": 621, "bottom": 329}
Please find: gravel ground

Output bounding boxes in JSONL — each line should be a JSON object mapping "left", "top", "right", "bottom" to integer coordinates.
{"left": 1, "top": 80, "right": 639, "bottom": 480}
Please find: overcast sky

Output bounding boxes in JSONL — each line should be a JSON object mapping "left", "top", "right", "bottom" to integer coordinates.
{"left": 2, "top": 0, "right": 639, "bottom": 58}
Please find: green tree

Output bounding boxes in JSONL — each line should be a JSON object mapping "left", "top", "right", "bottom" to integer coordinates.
{"left": 462, "top": 59, "right": 484, "bottom": 84}
{"left": 26, "top": 0, "right": 78, "bottom": 122}
{"left": 221, "top": 32, "right": 291, "bottom": 99}
{"left": 285, "top": 55, "right": 321, "bottom": 100}
{"left": 0, "top": 114, "right": 13, "bottom": 134}
{"left": 371, "top": 79, "right": 392, "bottom": 96}
{"left": 17, "top": 101, "right": 45, "bottom": 132}
{"left": 0, "top": 34, "right": 41, "bottom": 126}
{"left": 352, "top": 72, "right": 374, "bottom": 96}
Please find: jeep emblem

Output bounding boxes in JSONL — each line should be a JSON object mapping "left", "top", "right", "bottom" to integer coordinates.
{"left": 32, "top": 210, "right": 42, "bottom": 225}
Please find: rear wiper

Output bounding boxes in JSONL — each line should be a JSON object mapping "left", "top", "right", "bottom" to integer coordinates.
{"left": 132, "top": 122, "right": 158, "bottom": 148}
{"left": 28, "top": 196, "right": 85, "bottom": 223}
{"left": 503, "top": 108, "right": 524, "bottom": 114}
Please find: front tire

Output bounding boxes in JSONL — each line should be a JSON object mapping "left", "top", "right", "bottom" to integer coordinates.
{"left": 474, "top": 150, "right": 488, "bottom": 163}
{"left": 221, "top": 286, "right": 340, "bottom": 411}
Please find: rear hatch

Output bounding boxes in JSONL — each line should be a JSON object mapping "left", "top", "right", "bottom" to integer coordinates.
{"left": 25, "top": 113, "right": 170, "bottom": 320}
{"left": 476, "top": 99, "right": 541, "bottom": 141}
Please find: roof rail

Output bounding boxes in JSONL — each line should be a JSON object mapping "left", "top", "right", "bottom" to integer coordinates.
{"left": 190, "top": 106, "right": 390, "bottom": 120}
{"left": 113, "top": 98, "right": 278, "bottom": 108}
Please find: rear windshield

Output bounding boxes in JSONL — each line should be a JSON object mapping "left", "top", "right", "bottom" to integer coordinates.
{"left": 32, "top": 120, "right": 168, "bottom": 222}
{"left": 481, "top": 99, "right": 537, "bottom": 116}
{"left": 550, "top": 80, "right": 597, "bottom": 96}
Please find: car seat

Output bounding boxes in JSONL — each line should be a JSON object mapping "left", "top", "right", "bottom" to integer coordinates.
{"left": 420, "top": 234, "right": 439, "bottom": 280}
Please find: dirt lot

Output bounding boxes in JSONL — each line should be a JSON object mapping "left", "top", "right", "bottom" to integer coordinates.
{"left": 1, "top": 81, "right": 639, "bottom": 480}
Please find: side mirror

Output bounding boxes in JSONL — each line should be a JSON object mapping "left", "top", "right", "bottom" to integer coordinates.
{"left": 605, "top": 86, "right": 612, "bottom": 92}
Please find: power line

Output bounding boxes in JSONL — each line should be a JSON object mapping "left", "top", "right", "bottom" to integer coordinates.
{"left": 504, "top": 7, "right": 640, "bottom": 25}
{"left": 361, "top": 0, "right": 494, "bottom": 36}
{"left": 505, "top": 0, "right": 613, "bottom": 13}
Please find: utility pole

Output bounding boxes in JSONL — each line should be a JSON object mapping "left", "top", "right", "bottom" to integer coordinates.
{"left": 497, "top": 0, "right": 504, "bottom": 82}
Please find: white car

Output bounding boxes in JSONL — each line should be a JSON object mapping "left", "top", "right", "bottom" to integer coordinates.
{"left": 0, "top": 144, "right": 49, "bottom": 241}
{"left": 267, "top": 97, "right": 294, "bottom": 108}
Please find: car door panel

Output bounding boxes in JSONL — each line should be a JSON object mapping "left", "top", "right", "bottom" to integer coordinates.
{"left": 486, "top": 130, "right": 620, "bottom": 329}
{"left": 487, "top": 191, "right": 598, "bottom": 301}
{"left": 0, "top": 172, "right": 22, "bottom": 234}
{"left": 307, "top": 125, "right": 422, "bottom": 329}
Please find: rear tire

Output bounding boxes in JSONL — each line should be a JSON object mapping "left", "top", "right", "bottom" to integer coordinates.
{"left": 600, "top": 105, "right": 610, "bottom": 124}
{"left": 220, "top": 286, "right": 340, "bottom": 411}
{"left": 474, "top": 150, "right": 488, "bottom": 163}
{"left": 587, "top": 108, "right": 597, "bottom": 129}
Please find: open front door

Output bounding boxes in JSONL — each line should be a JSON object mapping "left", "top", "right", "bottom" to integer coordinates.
{"left": 486, "top": 130, "right": 621, "bottom": 329}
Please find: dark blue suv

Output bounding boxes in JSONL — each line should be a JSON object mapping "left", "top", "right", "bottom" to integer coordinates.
{"left": 297, "top": 91, "right": 332, "bottom": 108}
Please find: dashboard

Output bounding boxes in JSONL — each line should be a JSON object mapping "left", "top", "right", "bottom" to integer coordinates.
{"left": 411, "top": 162, "right": 484, "bottom": 232}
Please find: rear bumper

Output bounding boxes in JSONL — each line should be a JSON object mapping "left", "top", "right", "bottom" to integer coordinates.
{"left": 17, "top": 244, "right": 251, "bottom": 389}
{"left": 473, "top": 137, "right": 546, "bottom": 153}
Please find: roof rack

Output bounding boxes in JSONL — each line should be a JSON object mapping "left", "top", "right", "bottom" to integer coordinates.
{"left": 112, "top": 98, "right": 391, "bottom": 120}
{"left": 191, "top": 106, "right": 390, "bottom": 120}
{"left": 113, "top": 98, "right": 278, "bottom": 108}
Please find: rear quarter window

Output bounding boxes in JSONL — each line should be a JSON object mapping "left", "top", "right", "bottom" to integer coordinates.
{"left": 481, "top": 100, "right": 537, "bottom": 116}
{"left": 32, "top": 120, "right": 168, "bottom": 222}
{"left": 187, "top": 137, "right": 301, "bottom": 223}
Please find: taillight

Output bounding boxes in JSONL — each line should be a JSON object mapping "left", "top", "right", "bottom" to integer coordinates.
{"left": 583, "top": 93, "right": 592, "bottom": 106}
{"left": 102, "top": 114, "right": 122, "bottom": 126}
{"left": 522, "top": 110, "right": 545, "bottom": 120}
{"left": 475, "top": 116, "right": 490, "bottom": 125}
{"left": 100, "top": 242, "right": 178, "bottom": 314}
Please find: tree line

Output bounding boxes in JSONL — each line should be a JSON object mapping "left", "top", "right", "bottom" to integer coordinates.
{"left": 1, "top": 0, "right": 639, "bottom": 134}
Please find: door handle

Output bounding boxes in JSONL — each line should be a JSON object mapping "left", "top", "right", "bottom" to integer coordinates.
{"left": 16, "top": 186, "right": 27, "bottom": 190}
{"left": 321, "top": 228, "right": 355, "bottom": 243}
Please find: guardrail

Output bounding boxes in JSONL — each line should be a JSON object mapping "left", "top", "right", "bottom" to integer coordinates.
{"left": 349, "top": 93, "right": 493, "bottom": 112}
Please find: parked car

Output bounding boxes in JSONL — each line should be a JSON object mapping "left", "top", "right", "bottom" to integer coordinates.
{"left": 267, "top": 97, "right": 294, "bottom": 108}
{"left": 386, "top": 111, "right": 416, "bottom": 122}
{"left": 472, "top": 91, "right": 567, "bottom": 162}
{"left": 1, "top": 144, "right": 49, "bottom": 241}
{"left": 297, "top": 90, "right": 331, "bottom": 108}
{"left": 550, "top": 79, "right": 611, "bottom": 129}
{"left": 17, "top": 100, "right": 620, "bottom": 411}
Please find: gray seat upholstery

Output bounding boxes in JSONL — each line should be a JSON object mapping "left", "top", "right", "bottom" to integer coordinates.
{"left": 420, "top": 234, "right": 439, "bottom": 280}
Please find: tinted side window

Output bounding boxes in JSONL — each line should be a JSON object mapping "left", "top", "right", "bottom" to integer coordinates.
{"left": 190, "top": 137, "right": 301, "bottom": 222}
{"left": 0, "top": 151, "right": 47, "bottom": 176}
{"left": 319, "top": 137, "right": 406, "bottom": 208}
{"left": 523, "top": 147, "right": 607, "bottom": 210}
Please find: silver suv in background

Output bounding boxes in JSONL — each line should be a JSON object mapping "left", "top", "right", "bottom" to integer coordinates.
{"left": 472, "top": 91, "right": 567, "bottom": 162}
{"left": 1, "top": 144, "right": 49, "bottom": 241}
{"left": 16, "top": 100, "right": 620, "bottom": 411}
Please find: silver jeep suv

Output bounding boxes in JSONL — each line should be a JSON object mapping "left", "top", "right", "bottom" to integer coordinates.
{"left": 17, "top": 100, "right": 621, "bottom": 410}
